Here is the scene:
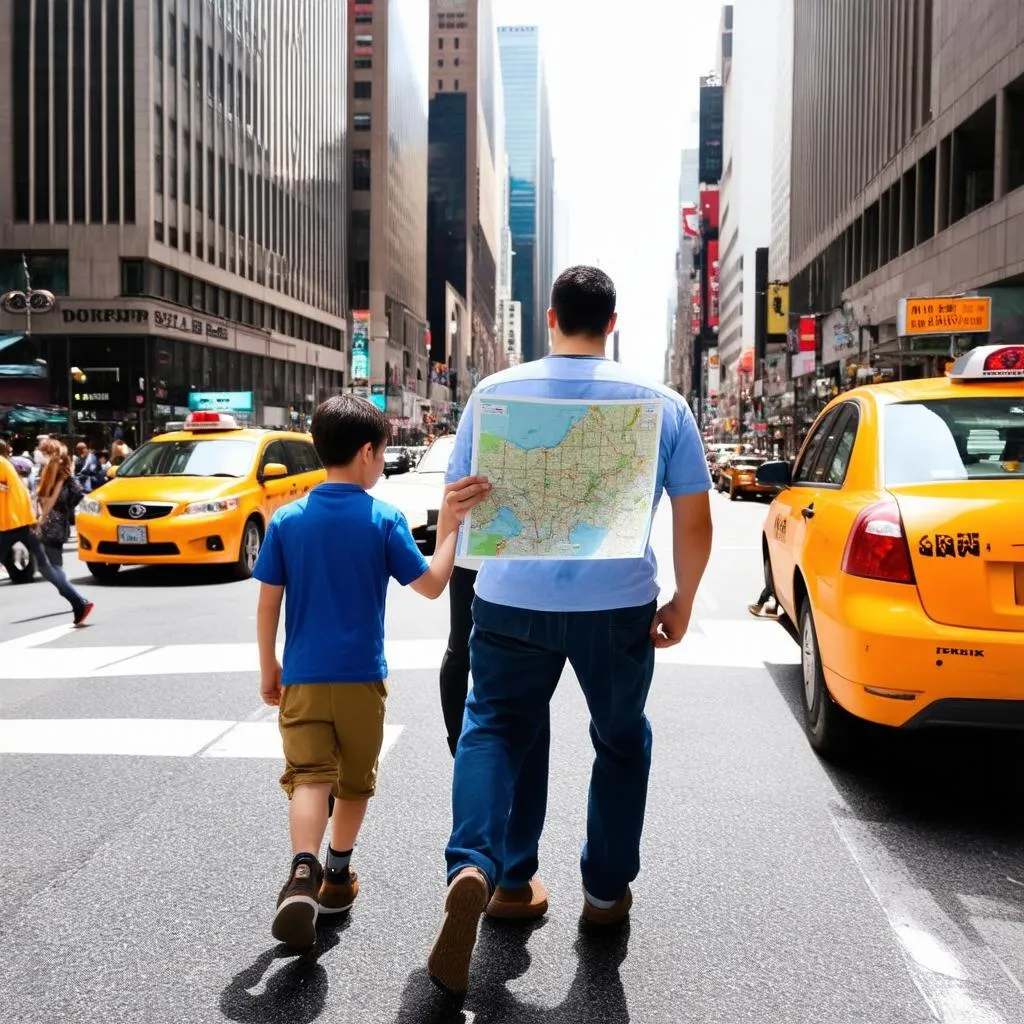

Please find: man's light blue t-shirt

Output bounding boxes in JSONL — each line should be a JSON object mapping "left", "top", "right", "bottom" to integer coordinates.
{"left": 445, "top": 355, "right": 712, "bottom": 612}
{"left": 253, "top": 484, "right": 429, "bottom": 683}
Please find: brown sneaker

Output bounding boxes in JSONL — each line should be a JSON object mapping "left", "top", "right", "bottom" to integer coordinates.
{"left": 427, "top": 867, "right": 491, "bottom": 995}
{"left": 271, "top": 858, "right": 323, "bottom": 950}
{"left": 485, "top": 878, "right": 549, "bottom": 921}
{"left": 319, "top": 867, "right": 359, "bottom": 916}
{"left": 581, "top": 886, "right": 633, "bottom": 927}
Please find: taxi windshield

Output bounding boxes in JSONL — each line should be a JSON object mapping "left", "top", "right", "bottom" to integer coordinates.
{"left": 884, "top": 397, "right": 1024, "bottom": 484}
{"left": 416, "top": 437, "right": 456, "bottom": 474}
{"left": 116, "top": 439, "right": 257, "bottom": 478}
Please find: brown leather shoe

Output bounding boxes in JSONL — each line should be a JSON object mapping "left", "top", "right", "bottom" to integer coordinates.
{"left": 581, "top": 886, "right": 632, "bottom": 926}
{"left": 428, "top": 867, "right": 491, "bottom": 995}
{"left": 485, "top": 878, "right": 549, "bottom": 921}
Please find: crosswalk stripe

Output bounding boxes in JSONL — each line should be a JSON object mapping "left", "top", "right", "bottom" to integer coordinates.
{"left": 0, "top": 619, "right": 798, "bottom": 680}
{"left": 0, "top": 719, "right": 404, "bottom": 760}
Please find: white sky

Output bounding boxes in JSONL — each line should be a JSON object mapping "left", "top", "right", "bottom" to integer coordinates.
{"left": 494, "top": 0, "right": 723, "bottom": 380}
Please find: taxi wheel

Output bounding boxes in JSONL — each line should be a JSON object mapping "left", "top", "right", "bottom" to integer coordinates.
{"left": 799, "top": 599, "right": 856, "bottom": 760}
{"left": 86, "top": 563, "right": 121, "bottom": 582}
{"left": 234, "top": 518, "right": 263, "bottom": 580}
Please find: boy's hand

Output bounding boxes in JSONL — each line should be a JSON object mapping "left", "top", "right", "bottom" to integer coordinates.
{"left": 260, "top": 662, "right": 283, "bottom": 706}
{"left": 442, "top": 475, "right": 491, "bottom": 522}
{"left": 650, "top": 594, "right": 693, "bottom": 649}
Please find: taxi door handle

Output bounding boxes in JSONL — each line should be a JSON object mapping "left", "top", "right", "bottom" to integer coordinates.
{"left": 801, "top": 504, "right": 815, "bottom": 520}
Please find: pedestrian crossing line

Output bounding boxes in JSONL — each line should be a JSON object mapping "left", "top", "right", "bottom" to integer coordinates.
{"left": 0, "top": 718, "right": 404, "bottom": 760}
{"left": 0, "top": 618, "right": 799, "bottom": 680}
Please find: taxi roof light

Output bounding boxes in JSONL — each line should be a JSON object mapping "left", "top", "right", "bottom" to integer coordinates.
{"left": 184, "top": 411, "right": 241, "bottom": 431}
{"left": 948, "top": 344, "right": 1024, "bottom": 382}
{"left": 841, "top": 499, "right": 916, "bottom": 585}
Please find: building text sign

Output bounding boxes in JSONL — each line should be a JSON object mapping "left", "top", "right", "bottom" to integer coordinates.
{"left": 898, "top": 296, "right": 991, "bottom": 337}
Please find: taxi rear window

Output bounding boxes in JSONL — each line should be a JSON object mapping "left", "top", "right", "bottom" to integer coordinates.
{"left": 884, "top": 397, "right": 1024, "bottom": 484}
{"left": 118, "top": 439, "right": 256, "bottom": 478}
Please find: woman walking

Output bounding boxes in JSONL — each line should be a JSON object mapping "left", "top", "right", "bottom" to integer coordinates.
{"left": 33, "top": 440, "right": 94, "bottom": 624}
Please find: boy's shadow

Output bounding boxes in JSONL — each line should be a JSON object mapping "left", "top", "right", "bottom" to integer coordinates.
{"left": 219, "top": 918, "right": 349, "bottom": 1024}
{"left": 394, "top": 918, "right": 632, "bottom": 1024}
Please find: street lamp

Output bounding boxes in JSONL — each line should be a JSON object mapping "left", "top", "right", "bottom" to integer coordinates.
{"left": 0, "top": 254, "right": 56, "bottom": 336}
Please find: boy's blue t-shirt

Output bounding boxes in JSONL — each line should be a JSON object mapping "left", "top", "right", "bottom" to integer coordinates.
{"left": 253, "top": 483, "right": 429, "bottom": 684}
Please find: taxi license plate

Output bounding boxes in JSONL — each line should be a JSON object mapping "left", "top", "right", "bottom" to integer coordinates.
{"left": 117, "top": 525, "right": 148, "bottom": 545}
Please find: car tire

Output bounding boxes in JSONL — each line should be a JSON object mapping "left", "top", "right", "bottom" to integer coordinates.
{"left": 86, "top": 562, "right": 121, "bottom": 582}
{"left": 3, "top": 547, "right": 36, "bottom": 584}
{"left": 799, "top": 598, "right": 857, "bottom": 761}
{"left": 234, "top": 518, "right": 264, "bottom": 580}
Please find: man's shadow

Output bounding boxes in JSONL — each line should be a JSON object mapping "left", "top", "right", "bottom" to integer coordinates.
{"left": 394, "top": 918, "right": 631, "bottom": 1024}
{"left": 219, "top": 917, "right": 349, "bottom": 1024}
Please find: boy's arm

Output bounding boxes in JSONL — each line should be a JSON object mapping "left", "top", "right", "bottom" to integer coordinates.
{"left": 408, "top": 475, "right": 491, "bottom": 599}
{"left": 257, "top": 583, "right": 284, "bottom": 705}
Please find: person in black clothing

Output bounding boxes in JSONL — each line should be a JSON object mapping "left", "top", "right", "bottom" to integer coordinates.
{"left": 439, "top": 562, "right": 478, "bottom": 756}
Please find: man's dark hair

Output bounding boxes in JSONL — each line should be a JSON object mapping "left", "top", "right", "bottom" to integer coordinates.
{"left": 312, "top": 394, "right": 390, "bottom": 467}
{"left": 550, "top": 265, "right": 616, "bottom": 338}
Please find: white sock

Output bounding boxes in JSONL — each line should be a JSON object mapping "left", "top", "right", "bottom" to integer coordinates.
{"left": 583, "top": 886, "right": 616, "bottom": 910}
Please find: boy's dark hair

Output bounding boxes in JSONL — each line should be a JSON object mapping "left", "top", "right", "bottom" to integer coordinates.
{"left": 550, "top": 265, "right": 616, "bottom": 338}
{"left": 312, "top": 394, "right": 390, "bottom": 467}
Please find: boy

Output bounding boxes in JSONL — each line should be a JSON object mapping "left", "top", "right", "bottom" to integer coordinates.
{"left": 254, "top": 395, "right": 489, "bottom": 951}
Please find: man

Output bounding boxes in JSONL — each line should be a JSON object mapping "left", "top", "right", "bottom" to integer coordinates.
{"left": 0, "top": 442, "right": 94, "bottom": 625}
{"left": 427, "top": 266, "right": 714, "bottom": 995}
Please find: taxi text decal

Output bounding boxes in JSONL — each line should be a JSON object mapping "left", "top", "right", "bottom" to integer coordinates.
{"left": 917, "top": 532, "right": 980, "bottom": 558}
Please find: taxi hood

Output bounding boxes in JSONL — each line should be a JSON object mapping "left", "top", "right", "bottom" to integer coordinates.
{"left": 94, "top": 475, "right": 242, "bottom": 504}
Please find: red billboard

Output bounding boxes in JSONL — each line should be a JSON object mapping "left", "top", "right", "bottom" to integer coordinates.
{"left": 706, "top": 240, "right": 720, "bottom": 328}
{"left": 681, "top": 203, "right": 699, "bottom": 238}
{"left": 794, "top": 315, "right": 817, "bottom": 377}
{"left": 699, "top": 188, "right": 720, "bottom": 231}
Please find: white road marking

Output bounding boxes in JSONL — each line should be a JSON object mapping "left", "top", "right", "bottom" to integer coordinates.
{"left": 830, "top": 812, "right": 1022, "bottom": 1023}
{"left": 0, "top": 718, "right": 404, "bottom": 761}
{"left": 0, "top": 619, "right": 798, "bottom": 679}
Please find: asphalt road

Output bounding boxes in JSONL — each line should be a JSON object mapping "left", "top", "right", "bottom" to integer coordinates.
{"left": 1, "top": 494, "right": 1021, "bottom": 1024}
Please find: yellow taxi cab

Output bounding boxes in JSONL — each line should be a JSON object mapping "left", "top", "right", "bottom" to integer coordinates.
{"left": 76, "top": 411, "right": 325, "bottom": 580}
{"left": 756, "top": 344, "right": 1024, "bottom": 758}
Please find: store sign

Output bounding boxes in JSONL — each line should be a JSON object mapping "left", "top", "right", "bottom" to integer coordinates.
{"left": 370, "top": 383, "right": 386, "bottom": 411}
{"left": 681, "top": 203, "right": 699, "bottom": 238}
{"left": 62, "top": 308, "right": 149, "bottom": 325}
{"left": 351, "top": 310, "right": 370, "bottom": 381}
{"left": 897, "top": 296, "right": 991, "bottom": 336}
{"left": 821, "top": 308, "right": 858, "bottom": 365}
{"left": 763, "top": 351, "right": 789, "bottom": 398}
{"left": 707, "top": 349, "right": 720, "bottom": 397}
{"left": 793, "top": 316, "right": 817, "bottom": 378}
{"left": 56, "top": 305, "right": 231, "bottom": 341}
{"left": 706, "top": 240, "right": 720, "bottom": 328}
{"left": 766, "top": 284, "right": 789, "bottom": 335}
{"left": 188, "top": 391, "right": 254, "bottom": 413}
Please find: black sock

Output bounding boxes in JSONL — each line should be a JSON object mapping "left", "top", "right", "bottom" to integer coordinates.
{"left": 325, "top": 846, "right": 352, "bottom": 877}
{"left": 291, "top": 852, "right": 318, "bottom": 873}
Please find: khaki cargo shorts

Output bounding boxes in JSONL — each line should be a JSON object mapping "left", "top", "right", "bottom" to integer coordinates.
{"left": 278, "top": 681, "right": 388, "bottom": 800}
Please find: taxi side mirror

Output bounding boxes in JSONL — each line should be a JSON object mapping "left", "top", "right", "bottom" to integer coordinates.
{"left": 260, "top": 462, "right": 288, "bottom": 482}
{"left": 756, "top": 460, "right": 792, "bottom": 487}
{"left": 106, "top": 465, "right": 118, "bottom": 478}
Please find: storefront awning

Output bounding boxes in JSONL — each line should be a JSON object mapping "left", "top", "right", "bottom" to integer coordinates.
{"left": 0, "top": 404, "right": 68, "bottom": 425}
{"left": 0, "top": 334, "right": 26, "bottom": 354}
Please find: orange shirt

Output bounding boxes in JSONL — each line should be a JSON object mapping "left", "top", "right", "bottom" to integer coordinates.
{"left": 0, "top": 457, "right": 36, "bottom": 531}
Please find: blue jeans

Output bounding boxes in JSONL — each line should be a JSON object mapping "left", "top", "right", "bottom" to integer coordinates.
{"left": 446, "top": 597, "right": 657, "bottom": 902}
{"left": 0, "top": 526, "right": 88, "bottom": 612}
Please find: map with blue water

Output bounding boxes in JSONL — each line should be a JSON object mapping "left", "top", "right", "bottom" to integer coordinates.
{"left": 463, "top": 396, "right": 663, "bottom": 560}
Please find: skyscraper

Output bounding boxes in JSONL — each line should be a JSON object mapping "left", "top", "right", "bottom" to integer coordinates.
{"left": 426, "top": 0, "right": 504, "bottom": 415}
{"left": 498, "top": 25, "right": 554, "bottom": 363}
{"left": 347, "top": 0, "right": 431, "bottom": 431}
{"left": 0, "top": 1, "right": 348, "bottom": 440}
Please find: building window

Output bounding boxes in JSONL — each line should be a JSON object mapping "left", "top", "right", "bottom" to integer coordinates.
{"left": 437, "top": 79, "right": 443, "bottom": 91}
{"left": 353, "top": 149, "right": 371, "bottom": 190}
{"left": 121, "top": 259, "right": 145, "bottom": 295}
{"left": 355, "top": 57, "right": 372, "bottom": 69}
{"left": 181, "top": 22, "right": 190, "bottom": 79}
{"left": 454, "top": 57, "right": 460, "bottom": 67}
{"left": 168, "top": 12, "right": 176, "bottom": 68}
{"left": 354, "top": 113, "right": 371, "bottom": 132}
{"left": 169, "top": 119, "right": 178, "bottom": 200}
{"left": 437, "top": 59, "right": 444, "bottom": 67}
{"left": 355, "top": 34, "right": 372, "bottom": 48}
{"left": 454, "top": 79, "right": 459, "bottom": 90}
{"left": 454, "top": 36, "right": 460, "bottom": 49}
{"left": 438, "top": 37, "right": 443, "bottom": 49}
{"left": 154, "top": 0, "right": 162, "bottom": 56}
{"left": 154, "top": 105, "right": 164, "bottom": 194}
{"left": 354, "top": 80, "right": 372, "bottom": 99}
{"left": 355, "top": 13, "right": 372, "bottom": 23}
{"left": 0, "top": 251, "right": 70, "bottom": 295}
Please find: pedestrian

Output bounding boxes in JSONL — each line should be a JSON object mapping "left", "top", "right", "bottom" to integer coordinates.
{"left": 426, "top": 266, "right": 714, "bottom": 996}
{"left": 252, "top": 395, "right": 490, "bottom": 951}
{"left": 0, "top": 440, "right": 94, "bottom": 625}
{"left": 34, "top": 440, "right": 86, "bottom": 574}
{"left": 75, "top": 443, "right": 107, "bottom": 493}
{"left": 111, "top": 437, "right": 133, "bottom": 466}
{"left": 438, "top": 553, "right": 480, "bottom": 756}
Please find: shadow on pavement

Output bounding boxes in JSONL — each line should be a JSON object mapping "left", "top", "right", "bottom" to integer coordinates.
{"left": 68, "top": 564, "right": 243, "bottom": 589}
{"left": 219, "top": 918, "right": 348, "bottom": 1023}
{"left": 394, "top": 918, "right": 631, "bottom": 1024}
{"left": 765, "top": 660, "right": 1024, "bottom": 939}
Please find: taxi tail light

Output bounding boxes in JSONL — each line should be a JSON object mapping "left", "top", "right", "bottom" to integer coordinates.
{"left": 982, "top": 345, "right": 1024, "bottom": 373}
{"left": 841, "top": 499, "right": 916, "bottom": 585}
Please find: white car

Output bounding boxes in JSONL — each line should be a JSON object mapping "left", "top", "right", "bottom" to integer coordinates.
{"left": 371, "top": 435, "right": 455, "bottom": 553}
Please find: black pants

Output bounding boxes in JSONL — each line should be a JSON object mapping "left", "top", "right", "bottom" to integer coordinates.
{"left": 440, "top": 566, "right": 477, "bottom": 756}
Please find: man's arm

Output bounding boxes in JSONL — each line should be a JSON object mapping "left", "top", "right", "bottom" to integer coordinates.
{"left": 256, "top": 583, "right": 284, "bottom": 705}
{"left": 650, "top": 491, "right": 713, "bottom": 648}
{"left": 409, "top": 475, "right": 491, "bottom": 599}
